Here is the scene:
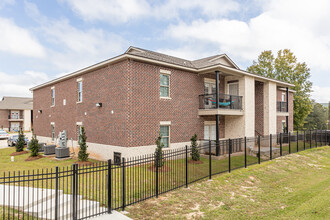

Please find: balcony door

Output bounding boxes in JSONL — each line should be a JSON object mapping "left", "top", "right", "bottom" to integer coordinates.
{"left": 11, "top": 111, "right": 19, "bottom": 119}
{"left": 204, "top": 81, "right": 216, "bottom": 108}
{"left": 204, "top": 124, "right": 216, "bottom": 140}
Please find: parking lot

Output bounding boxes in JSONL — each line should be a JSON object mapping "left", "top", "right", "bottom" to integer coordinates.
{"left": 0, "top": 132, "right": 32, "bottom": 149}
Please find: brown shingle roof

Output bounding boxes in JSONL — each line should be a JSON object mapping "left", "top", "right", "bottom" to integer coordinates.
{"left": 0, "top": 97, "right": 33, "bottom": 110}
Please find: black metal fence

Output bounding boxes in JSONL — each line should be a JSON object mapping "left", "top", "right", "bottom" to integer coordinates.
{"left": 277, "top": 101, "right": 288, "bottom": 112}
{"left": 0, "top": 130, "right": 329, "bottom": 219}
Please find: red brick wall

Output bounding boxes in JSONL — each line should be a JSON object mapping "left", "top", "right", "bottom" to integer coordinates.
{"left": 33, "top": 60, "right": 130, "bottom": 146}
{"left": 0, "top": 110, "right": 9, "bottom": 130}
{"left": 255, "top": 81, "right": 264, "bottom": 136}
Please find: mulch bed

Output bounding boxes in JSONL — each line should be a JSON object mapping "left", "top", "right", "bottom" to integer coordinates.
{"left": 148, "top": 165, "right": 171, "bottom": 172}
{"left": 10, "top": 151, "right": 29, "bottom": 156}
{"left": 188, "top": 159, "right": 204, "bottom": 164}
{"left": 74, "top": 161, "right": 94, "bottom": 167}
{"left": 25, "top": 155, "right": 43, "bottom": 161}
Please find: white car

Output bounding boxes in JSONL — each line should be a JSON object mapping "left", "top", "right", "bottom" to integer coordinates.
{"left": 0, "top": 130, "right": 9, "bottom": 139}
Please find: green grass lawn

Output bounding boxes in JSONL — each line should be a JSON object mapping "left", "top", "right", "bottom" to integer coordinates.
{"left": 125, "top": 146, "right": 330, "bottom": 220}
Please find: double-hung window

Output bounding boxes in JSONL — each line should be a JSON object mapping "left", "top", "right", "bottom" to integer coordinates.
{"left": 160, "top": 74, "right": 170, "bottom": 98}
{"left": 51, "top": 124, "right": 55, "bottom": 141}
{"left": 77, "top": 81, "right": 83, "bottom": 102}
{"left": 51, "top": 88, "right": 55, "bottom": 106}
{"left": 160, "top": 126, "right": 170, "bottom": 148}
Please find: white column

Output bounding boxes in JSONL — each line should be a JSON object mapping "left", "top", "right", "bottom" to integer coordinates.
{"left": 263, "top": 82, "right": 277, "bottom": 135}
{"left": 23, "top": 110, "right": 32, "bottom": 131}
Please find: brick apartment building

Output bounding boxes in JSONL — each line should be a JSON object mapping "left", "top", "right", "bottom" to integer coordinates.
{"left": 30, "top": 47, "right": 294, "bottom": 160}
{"left": 0, "top": 97, "right": 33, "bottom": 132}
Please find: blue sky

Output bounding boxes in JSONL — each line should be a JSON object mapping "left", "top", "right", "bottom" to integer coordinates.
{"left": 0, "top": 0, "right": 330, "bottom": 103}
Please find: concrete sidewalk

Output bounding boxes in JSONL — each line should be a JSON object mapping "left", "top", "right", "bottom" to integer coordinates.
{"left": 89, "top": 211, "right": 132, "bottom": 220}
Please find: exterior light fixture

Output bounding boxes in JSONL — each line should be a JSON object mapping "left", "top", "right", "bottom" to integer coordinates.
{"left": 96, "top": 103, "right": 102, "bottom": 107}
{"left": 38, "top": 110, "right": 42, "bottom": 113}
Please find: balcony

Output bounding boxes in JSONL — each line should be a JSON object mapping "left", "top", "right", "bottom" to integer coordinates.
{"left": 8, "top": 115, "right": 24, "bottom": 121}
{"left": 277, "top": 101, "right": 289, "bottom": 116}
{"left": 198, "top": 93, "right": 243, "bottom": 116}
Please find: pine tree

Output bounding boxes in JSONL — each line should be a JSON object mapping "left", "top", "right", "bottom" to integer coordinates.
{"left": 29, "top": 130, "right": 40, "bottom": 157}
{"left": 190, "top": 134, "right": 200, "bottom": 161}
{"left": 154, "top": 134, "right": 164, "bottom": 167}
{"left": 16, "top": 128, "right": 25, "bottom": 152}
{"left": 78, "top": 127, "right": 89, "bottom": 162}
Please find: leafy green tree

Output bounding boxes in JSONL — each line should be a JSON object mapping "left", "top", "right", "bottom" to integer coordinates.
{"left": 304, "top": 102, "right": 328, "bottom": 130}
{"left": 190, "top": 134, "right": 200, "bottom": 161}
{"left": 16, "top": 128, "right": 25, "bottom": 152}
{"left": 78, "top": 126, "right": 89, "bottom": 161}
{"left": 248, "top": 49, "right": 313, "bottom": 129}
{"left": 154, "top": 134, "right": 164, "bottom": 167}
{"left": 29, "top": 132, "right": 40, "bottom": 157}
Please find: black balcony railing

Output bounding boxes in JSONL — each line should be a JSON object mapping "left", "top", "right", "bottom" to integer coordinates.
{"left": 8, "top": 115, "right": 24, "bottom": 119}
{"left": 199, "top": 93, "right": 242, "bottom": 110}
{"left": 277, "top": 101, "right": 288, "bottom": 112}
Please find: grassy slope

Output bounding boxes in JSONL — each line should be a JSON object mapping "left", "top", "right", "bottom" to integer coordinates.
{"left": 126, "top": 146, "right": 330, "bottom": 220}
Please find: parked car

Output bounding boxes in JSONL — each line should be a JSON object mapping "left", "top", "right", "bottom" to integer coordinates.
{"left": 0, "top": 130, "right": 9, "bottom": 139}
{"left": 7, "top": 135, "right": 29, "bottom": 147}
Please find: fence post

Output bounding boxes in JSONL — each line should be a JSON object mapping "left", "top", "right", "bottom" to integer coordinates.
{"left": 315, "top": 130, "right": 318, "bottom": 148}
{"left": 209, "top": 140, "right": 212, "bottom": 179}
{"left": 122, "top": 158, "right": 126, "bottom": 211}
{"left": 155, "top": 152, "right": 159, "bottom": 198}
{"left": 72, "top": 164, "right": 77, "bottom": 220}
{"left": 55, "top": 166, "right": 59, "bottom": 220}
{"left": 289, "top": 132, "right": 291, "bottom": 154}
{"left": 244, "top": 137, "right": 247, "bottom": 168}
{"left": 270, "top": 134, "right": 272, "bottom": 160}
{"left": 258, "top": 135, "right": 261, "bottom": 164}
{"left": 297, "top": 130, "right": 299, "bottom": 152}
{"left": 328, "top": 131, "right": 330, "bottom": 146}
{"left": 304, "top": 130, "right": 306, "bottom": 150}
{"left": 185, "top": 145, "right": 188, "bottom": 188}
{"left": 280, "top": 133, "right": 282, "bottom": 156}
{"left": 310, "top": 130, "right": 312, "bottom": 148}
{"left": 228, "top": 139, "right": 231, "bottom": 173}
{"left": 107, "top": 159, "right": 112, "bottom": 214}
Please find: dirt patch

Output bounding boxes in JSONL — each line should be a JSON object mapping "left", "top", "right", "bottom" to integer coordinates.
{"left": 188, "top": 159, "right": 204, "bottom": 164}
{"left": 10, "top": 151, "right": 29, "bottom": 156}
{"left": 148, "top": 165, "right": 171, "bottom": 172}
{"left": 74, "top": 161, "right": 95, "bottom": 166}
{"left": 25, "top": 155, "right": 43, "bottom": 161}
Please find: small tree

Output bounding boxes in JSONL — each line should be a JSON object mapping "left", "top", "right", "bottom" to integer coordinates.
{"left": 16, "top": 128, "right": 25, "bottom": 152}
{"left": 78, "top": 126, "right": 89, "bottom": 162}
{"left": 190, "top": 134, "right": 200, "bottom": 161}
{"left": 29, "top": 133, "right": 40, "bottom": 157}
{"left": 154, "top": 134, "right": 164, "bottom": 167}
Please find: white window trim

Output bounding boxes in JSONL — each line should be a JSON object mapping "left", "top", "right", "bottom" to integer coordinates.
{"left": 76, "top": 122, "right": 83, "bottom": 126}
{"left": 160, "top": 125, "right": 170, "bottom": 148}
{"left": 76, "top": 77, "right": 83, "bottom": 82}
{"left": 160, "top": 121, "right": 171, "bottom": 125}
{"left": 51, "top": 88, "right": 55, "bottom": 107}
{"left": 160, "top": 69, "right": 171, "bottom": 75}
{"left": 50, "top": 122, "right": 55, "bottom": 125}
{"left": 204, "top": 121, "right": 216, "bottom": 126}
{"left": 160, "top": 73, "right": 171, "bottom": 99}
{"left": 282, "top": 93, "right": 286, "bottom": 102}
{"left": 227, "top": 82, "right": 239, "bottom": 95}
{"left": 204, "top": 78, "right": 216, "bottom": 84}
{"left": 77, "top": 81, "right": 83, "bottom": 103}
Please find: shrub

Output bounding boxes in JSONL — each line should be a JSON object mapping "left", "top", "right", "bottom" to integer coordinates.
{"left": 154, "top": 134, "right": 164, "bottom": 167}
{"left": 78, "top": 126, "right": 89, "bottom": 162}
{"left": 29, "top": 133, "right": 40, "bottom": 157}
{"left": 190, "top": 134, "right": 200, "bottom": 161}
{"left": 16, "top": 128, "right": 25, "bottom": 152}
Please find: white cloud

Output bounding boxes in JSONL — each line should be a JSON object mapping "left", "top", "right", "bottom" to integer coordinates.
{"left": 0, "top": 17, "right": 46, "bottom": 58}
{"left": 0, "top": 0, "right": 15, "bottom": 9}
{"left": 164, "top": 0, "right": 330, "bottom": 72}
{"left": 311, "top": 86, "right": 330, "bottom": 103}
{"left": 0, "top": 71, "right": 49, "bottom": 98}
{"left": 41, "top": 19, "right": 127, "bottom": 72}
{"left": 62, "top": 0, "right": 239, "bottom": 24}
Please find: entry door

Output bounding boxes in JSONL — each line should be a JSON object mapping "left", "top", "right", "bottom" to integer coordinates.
{"left": 11, "top": 122, "right": 20, "bottom": 131}
{"left": 204, "top": 82, "right": 216, "bottom": 108}
{"left": 204, "top": 124, "right": 216, "bottom": 140}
